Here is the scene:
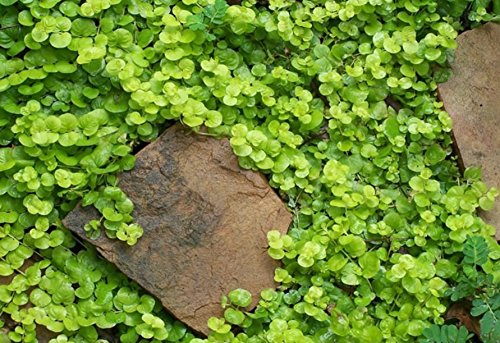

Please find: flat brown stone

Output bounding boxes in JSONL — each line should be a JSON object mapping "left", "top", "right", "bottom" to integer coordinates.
{"left": 63, "top": 124, "right": 291, "bottom": 335}
{"left": 438, "top": 23, "right": 500, "bottom": 238}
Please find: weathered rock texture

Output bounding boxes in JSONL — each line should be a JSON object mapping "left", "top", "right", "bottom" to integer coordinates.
{"left": 63, "top": 124, "right": 292, "bottom": 335}
{"left": 438, "top": 23, "right": 500, "bottom": 238}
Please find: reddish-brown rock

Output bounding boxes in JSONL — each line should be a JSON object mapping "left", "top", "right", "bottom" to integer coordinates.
{"left": 63, "top": 124, "right": 292, "bottom": 335}
{"left": 438, "top": 23, "right": 500, "bottom": 238}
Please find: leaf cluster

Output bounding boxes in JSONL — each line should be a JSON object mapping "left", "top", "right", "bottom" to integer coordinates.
{"left": 0, "top": 0, "right": 498, "bottom": 342}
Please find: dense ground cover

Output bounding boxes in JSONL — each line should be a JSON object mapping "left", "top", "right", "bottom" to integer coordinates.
{"left": 0, "top": 0, "right": 499, "bottom": 342}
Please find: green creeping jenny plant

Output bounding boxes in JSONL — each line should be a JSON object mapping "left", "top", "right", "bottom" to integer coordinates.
{"left": 0, "top": 0, "right": 499, "bottom": 342}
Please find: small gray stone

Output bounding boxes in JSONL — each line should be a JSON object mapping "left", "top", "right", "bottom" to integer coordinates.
{"left": 438, "top": 23, "right": 500, "bottom": 238}
{"left": 63, "top": 124, "right": 292, "bottom": 335}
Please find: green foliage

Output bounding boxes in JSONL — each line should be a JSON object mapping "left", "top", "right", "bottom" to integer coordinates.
{"left": 463, "top": 235, "right": 489, "bottom": 266}
{"left": 439, "top": 235, "right": 500, "bottom": 342}
{"left": 471, "top": 294, "right": 500, "bottom": 342}
{"left": 186, "top": 0, "right": 229, "bottom": 41}
{"left": 0, "top": 0, "right": 499, "bottom": 342}
{"left": 420, "top": 324, "right": 472, "bottom": 343}
{"left": 438, "top": 0, "right": 500, "bottom": 24}
{"left": 227, "top": 289, "right": 252, "bottom": 308}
